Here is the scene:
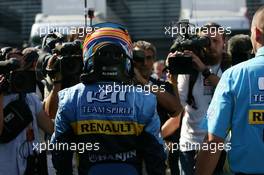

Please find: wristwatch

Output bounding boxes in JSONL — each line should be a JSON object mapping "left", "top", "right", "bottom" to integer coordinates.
{"left": 202, "top": 68, "right": 212, "bottom": 79}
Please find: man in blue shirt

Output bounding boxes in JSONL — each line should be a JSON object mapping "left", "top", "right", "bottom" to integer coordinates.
{"left": 195, "top": 6, "right": 264, "bottom": 175}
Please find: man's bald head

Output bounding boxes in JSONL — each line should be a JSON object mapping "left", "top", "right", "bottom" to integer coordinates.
{"left": 252, "top": 6, "right": 264, "bottom": 31}
{"left": 251, "top": 6, "right": 264, "bottom": 53}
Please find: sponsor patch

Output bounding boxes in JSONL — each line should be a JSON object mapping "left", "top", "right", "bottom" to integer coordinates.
{"left": 71, "top": 120, "right": 144, "bottom": 136}
{"left": 249, "top": 110, "right": 264, "bottom": 124}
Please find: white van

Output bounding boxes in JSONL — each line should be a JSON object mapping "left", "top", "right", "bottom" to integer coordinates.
{"left": 29, "top": 13, "right": 104, "bottom": 46}
{"left": 180, "top": 0, "right": 250, "bottom": 34}
{"left": 29, "top": 0, "right": 106, "bottom": 46}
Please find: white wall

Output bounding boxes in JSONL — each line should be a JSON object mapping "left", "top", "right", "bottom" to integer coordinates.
{"left": 181, "top": 0, "right": 246, "bottom": 12}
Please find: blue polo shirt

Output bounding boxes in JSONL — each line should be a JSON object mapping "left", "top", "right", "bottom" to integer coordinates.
{"left": 204, "top": 47, "right": 264, "bottom": 174}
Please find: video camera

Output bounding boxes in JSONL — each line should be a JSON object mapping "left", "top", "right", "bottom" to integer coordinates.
{"left": 168, "top": 19, "right": 210, "bottom": 74}
{"left": 37, "top": 32, "right": 83, "bottom": 89}
{"left": 0, "top": 58, "right": 36, "bottom": 93}
{"left": 0, "top": 47, "right": 13, "bottom": 61}
{"left": 38, "top": 32, "right": 83, "bottom": 78}
{"left": 50, "top": 40, "right": 83, "bottom": 77}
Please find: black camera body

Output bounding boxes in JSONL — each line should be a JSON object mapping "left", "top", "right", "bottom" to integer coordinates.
{"left": 0, "top": 59, "right": 36, "bottom": 93}
{"left": 37, "top": 37, "right": 83, "bottom": 89}
{"left": 168, "top": 54, "right": 194, "bottom": 75}
{"left": 168, "top": 19, "right": 210, "bottom": 74}
{"left": 0, "top": 47, "right": 13, "bottom": 61}
{"left": 52, "top": 40, "right": 83, "bottom": 77}
{"left": 38, "top": 38, "right": 83, "bottom": 78}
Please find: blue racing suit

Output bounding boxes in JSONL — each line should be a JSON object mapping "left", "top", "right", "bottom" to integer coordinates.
{"left": 51, "top": 82, "right": 166, "bottom": 175}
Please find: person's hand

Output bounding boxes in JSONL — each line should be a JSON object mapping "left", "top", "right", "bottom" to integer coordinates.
{"left": 46, "top": 54, "right": 62, "bottom": 82}
{"left": 184, "top": 50, "right": 207, "bottom": 72}
{"left": 133, "top": 67, "right": 148, "bottom": 85}
{"left": 167, "top": 73, "right": 178, "bottom": 85}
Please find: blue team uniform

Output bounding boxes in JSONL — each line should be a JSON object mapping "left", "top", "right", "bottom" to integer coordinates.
{"left": 51, "top": 82, "right": 166, "bottom": 175}
{"left": 203, "top": 47, "right": 264, "bottom": 174}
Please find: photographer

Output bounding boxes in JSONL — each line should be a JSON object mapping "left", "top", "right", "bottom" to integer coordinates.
{"left": 0, "top": 50, "right": 54, "bottom": 174}
{"left": 39, "top": 35, "right": 83, "bottom": 118}
{"left": 168, "top": 22, "right": 231, "bottom": 175}
{"left": 37, "top": 32, "right": 65, "bottom": 99}
{"left": 43, "top": 54, "right": 63, "bottom": 119}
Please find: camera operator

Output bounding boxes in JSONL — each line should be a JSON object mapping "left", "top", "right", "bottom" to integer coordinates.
{"left": 37, "top": 32, "right": 65, "bottom": 99}
{"left": 168, "top": 22, "right": 231, "bottom": 175}
{"left": 133, "top": 41, "right": 183, "bottom": 175}
{"left": 42, "top": 54, "right": 63, "bottom": 119}
{"left": 0, "top": 50, "right": 54, "bottom": 175}
{"left": 38, "top": 34, "right": 83, "bottom": 118}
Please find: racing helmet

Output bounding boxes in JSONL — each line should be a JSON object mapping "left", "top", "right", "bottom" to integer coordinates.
{"left": 81, "top": 22, "right": 133, "bottom": 83}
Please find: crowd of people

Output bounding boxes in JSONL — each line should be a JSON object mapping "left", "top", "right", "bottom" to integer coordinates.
{"left": 0, "top": 5, "right": 263, "bottom": 175}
